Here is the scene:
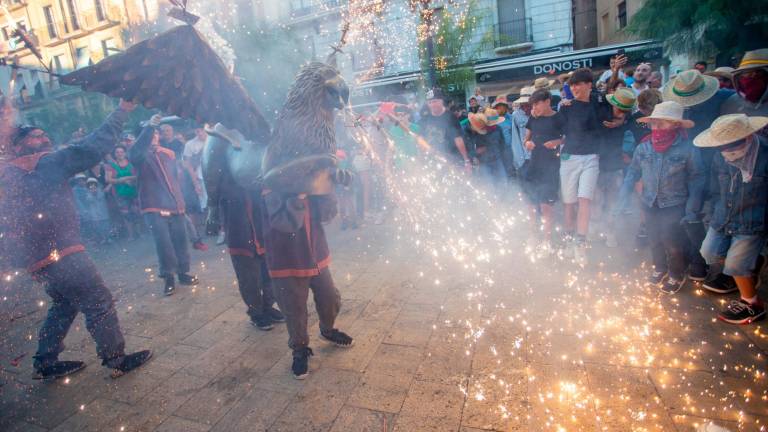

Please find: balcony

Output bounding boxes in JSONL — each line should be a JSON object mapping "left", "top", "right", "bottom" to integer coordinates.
{"left": 492, "top": 18, "right": 533, "bottom": 56}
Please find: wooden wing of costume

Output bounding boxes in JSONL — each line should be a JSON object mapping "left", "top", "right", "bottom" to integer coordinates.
{"left": 60, "top": 25, "right": 270, "bottom": 143}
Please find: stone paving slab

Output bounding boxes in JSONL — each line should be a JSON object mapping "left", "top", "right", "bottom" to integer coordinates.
{"left": 1, "top": 218, "right": 767, "bottom": 432}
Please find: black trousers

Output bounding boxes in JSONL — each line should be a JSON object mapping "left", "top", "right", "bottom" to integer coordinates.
{"left": 34, "top": 252, "right": 125, "bottom": 368}
{"left": 230, "top": 254, "right": 275, "bottom": 319}
{"left": 144, "top": 213, "right": 190, "bottom": 277}
{"left": 643, "top": 204, "right": 688, "bottom": 279}
{"left": 271, "top": 268, "right": 341, "bottom": 352}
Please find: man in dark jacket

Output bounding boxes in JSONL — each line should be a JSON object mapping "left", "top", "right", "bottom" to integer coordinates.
{"left": 130, "top": 115, "right": 198, "bottom": 295}
{"left": 695, "top": 114, "right": 768, "bottom": 324}
{"left": 0, "top": 100, "right": 152, "bottom": 380}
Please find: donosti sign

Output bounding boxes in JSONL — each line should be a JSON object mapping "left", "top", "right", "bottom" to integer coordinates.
{"left": 533, "top": 58, "right": 595, "bottom": 75}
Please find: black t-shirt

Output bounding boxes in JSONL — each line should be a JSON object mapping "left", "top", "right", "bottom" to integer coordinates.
{"left": 525, "top": 113, "right": 564, "bottom": 176}
{"left": 418, "top": 111, "right": 462, "bottom": 161}
{"left": 558, "top": 95, "right": 608, "bottom": 156}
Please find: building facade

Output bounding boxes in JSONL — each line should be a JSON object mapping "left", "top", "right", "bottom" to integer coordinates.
{"left": 0, "top": 0, "right": 162, "bottom": 105}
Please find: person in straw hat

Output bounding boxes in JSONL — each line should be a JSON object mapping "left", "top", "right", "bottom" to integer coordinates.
{"left": 663, "top": 69, "right": 736, "bottom": 281}
{"left": 707, "top": 67, "right": 735, "bottom": 90}
{"left": 508, "top": 87, "right": 533, "bottom": 174}
{"left": 620, "top": 101, "right": 705, "bottom": 294}
{"left": 722, "top": 48, "right": 768, "bottom": 117}
{"left": 693, "top": 113, "right": 768, "bottom": 324}
{"left": 597, "top": 87, "right": 637, "bottom": 248}
{"left": 468, "top": 107, "right": 506, "bottom": 184}
{"left": 491, "top": 95, "right": 517, "bottom": 178}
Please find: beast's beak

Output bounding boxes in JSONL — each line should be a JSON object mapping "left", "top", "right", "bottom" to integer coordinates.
{"left": 325, "top": 76, "right": 350, "bottom": 109}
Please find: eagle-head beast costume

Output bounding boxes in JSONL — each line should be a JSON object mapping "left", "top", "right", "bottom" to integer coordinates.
{"left": 62, "top": 24, "right": 355, "bottom": 377}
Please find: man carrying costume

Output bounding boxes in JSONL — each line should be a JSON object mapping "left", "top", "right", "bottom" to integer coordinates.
{"left": 0, "top": 100, "right": 152, "bottom": 380}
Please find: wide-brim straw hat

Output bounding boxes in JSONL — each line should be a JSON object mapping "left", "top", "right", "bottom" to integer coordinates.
{"left": 662, "top": 69, "right": 719, "bottom": 107}
{"left": 693, "top": 113, "right": 768, "bottom": 148}
{"left": 492, "top": 95, "right": 509, "bottom": 108}
{"left": 515, "top": 86, "right": 534, "bottom": 104}
{"left": 734, "top": 48, "right": 768, "bottom": 74}
{"left": 706, "top": 67, "right": 735, "bottom": 80}
{"left": 533, "top": 77, "right": 555, "bottom": 89}
{"left": 469, "top": 108, "right": 505, "bottom": 134}
{"left": 638, "top": 101, "right": 695, "bottom": 128}
{"left": 607, "top": 88, "right": 637, "bottom": 111}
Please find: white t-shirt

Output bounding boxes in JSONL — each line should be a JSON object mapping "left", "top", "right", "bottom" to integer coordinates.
{"left": 183, "top": 137, "right": 206, "bottom": 160}
{"left": 598, "top": 69, "right": 627, "bottom": 83}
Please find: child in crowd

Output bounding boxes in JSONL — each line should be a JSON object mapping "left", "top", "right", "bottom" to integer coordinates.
{"left": 523, "top": 89, "right": 564, "bottom": 251}
{"left": 77, "top": 177, "right": 112, "bottom": 244}
{"left": 694, "top": 114, "right": 768, "bottom": 324}
{"left": 621, "top": 101, "right": 704, "bottom": 294}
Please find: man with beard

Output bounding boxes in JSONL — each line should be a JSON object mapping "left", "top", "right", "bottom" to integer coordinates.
{"left": 0, "top": 100, "right": 152, "bottom": 380}
{"left": 630, "top": 62, "right": 652, "bottom": 96}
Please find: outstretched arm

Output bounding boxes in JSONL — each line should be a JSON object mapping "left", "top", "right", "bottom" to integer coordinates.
{"left": 129, "top": 114, "right": 162, "bottom": 165}
{"left": 37, "top": 100, "right": 136, "bottom": 181}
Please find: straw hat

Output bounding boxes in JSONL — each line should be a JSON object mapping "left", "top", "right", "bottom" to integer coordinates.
{"left": 491, "top": 95, "right": 509, "bottom": 108}
{"left": 706, "top": 67, "right": 735, "bottom": 80}
{"left": 693, "top": 114, "right": 768, "bottom": 148}
{"left": 515, "top": 86, "right": 534, "bottom": 104}
{"left": 533, "top": 77, "right": 555, "bottom": 90}
{"left": 637, "top": 101, "right": 695, "bottom": 128}
{"left": 662, "top": 69, "right": 719, "bottom": 107}
{"left": 734, "top": 48, "right": 768, "bottom": 74}
{"left": 606, "top": 88, "right": 637, "bottom": 111}
{"left": 468, "top": 108, "right": 505, "bottom": 135}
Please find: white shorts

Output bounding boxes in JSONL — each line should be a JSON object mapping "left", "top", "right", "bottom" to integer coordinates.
{"left": 559, "top": 154, "right": 600, "bottom": 203}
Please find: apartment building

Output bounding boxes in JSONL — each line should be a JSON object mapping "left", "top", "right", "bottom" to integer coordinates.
{"left": 0, "top": 0, "right": 162, "bottom": 104}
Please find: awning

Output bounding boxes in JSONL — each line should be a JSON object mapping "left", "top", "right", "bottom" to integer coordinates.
{"left": 475, "top": 40, "right": 663, "bottom": 83}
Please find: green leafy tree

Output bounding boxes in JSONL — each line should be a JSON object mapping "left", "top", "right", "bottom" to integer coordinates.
{"left": 420, "top": 0, "right": 494, "bottom": 95}
{"left": 626, "top": 0, "right": 768, "bottom": 64}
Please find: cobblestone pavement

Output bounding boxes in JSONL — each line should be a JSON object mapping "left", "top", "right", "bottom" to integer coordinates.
{"left": 1, "top": 212, "right": 767, "bottom": 432}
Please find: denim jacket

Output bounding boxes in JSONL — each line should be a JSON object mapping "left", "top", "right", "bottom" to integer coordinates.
{"left": 618, "top": 135, "right": 705, "bottom": 221}
{"left": 708, "top": 137, "right": 768, "bottom": 235}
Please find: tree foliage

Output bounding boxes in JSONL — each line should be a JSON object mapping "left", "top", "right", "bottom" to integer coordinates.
{"left": 422, "top": 0, "right": 493, "bottom": 94}
{"left": 626, "top": 0, "right": 768, "bottom": 63}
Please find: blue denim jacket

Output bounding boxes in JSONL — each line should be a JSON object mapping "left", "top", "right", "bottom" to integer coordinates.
{"left": 618, "top": 135, "right": 705, "bottom": 221}
{"left": 708, "top": 137, "right": 768, "bottom": 235}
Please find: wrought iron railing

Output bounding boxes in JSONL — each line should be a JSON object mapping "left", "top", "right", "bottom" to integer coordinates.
{"left": 493, "top": 18, "right": 533, "bottom": 48}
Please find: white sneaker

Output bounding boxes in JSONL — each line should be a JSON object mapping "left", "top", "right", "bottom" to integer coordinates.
{"left": 573, "top": 242, "right": 588, "bottom": 267}
{"left": 216, "top": 231, "right": 226, "bottom": 245}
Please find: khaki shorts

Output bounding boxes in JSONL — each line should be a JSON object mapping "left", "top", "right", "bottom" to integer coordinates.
{"left": 559, "top": 154, "right": 599, "bottom": 203}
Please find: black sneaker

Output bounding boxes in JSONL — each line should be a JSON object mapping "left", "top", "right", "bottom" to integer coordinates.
{"left": 648, "top": 270, "right": 667, "bottom": 285}
{"left": 162, "top": 275, "right": 175, "bottom": 296}
{"left": 718, "top": 299, "right": 766, "bottom": 325}
{"left": 250, "top": 315, "right": 274, "bottom": 331}
{"left": 292, "top": 347, "right": 313, "bottom": 380}
{"left": 320, "top": 329, "right": 354, "bottom": 348}
{"left": 688, "top": 263, "right": 708, "bottom": 282}
{"left": 660, "top": 275, "right": 686, "bottom": 294}
{"left": 32, "top": 361, "right": 86, "bottom": 380}
{"left": 109, "top": 350, "right": 153, "bottom": 379}
{"left": 702, "top": 273, "right": 738, "bottom": 294}
{"left": 177, "top": 273, "right": 199, "bottom": 286}
{"left": 267, "top": 307, "right": 285, "bottom": 323}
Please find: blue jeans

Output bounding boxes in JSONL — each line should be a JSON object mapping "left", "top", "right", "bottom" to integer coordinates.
{"left": 33, "top": 252, "right": 125, "bottom": 368}
{"left": 700, "top": 228, "right": 767, "bottom": 277}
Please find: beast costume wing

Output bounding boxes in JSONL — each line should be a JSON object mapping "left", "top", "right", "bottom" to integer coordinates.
{"left": 60, "top": 25, "right": 270, "bottom": 143}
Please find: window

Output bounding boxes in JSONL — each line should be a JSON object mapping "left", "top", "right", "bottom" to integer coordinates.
{"left": 75, "top": 46, "right": 91, "bottom": 68}
{"left": 1, "top": 27, "right": 9, "bottom": 41}
{"left": 600, "top": 12, "right": 609, "bottom": 40}
{"left": 617, "top": 1, "right": 627, "bottom": 29}
{"left": 100, "top": 38, "right": 116, "bottom": 57}
{"left": 66, "top": 0, "right": 80, "bottom": 31}
{"left": 52, "top": 54, "right": 64, "bottom": 72}
{"left": 43, "top": 6, "right": 57, "bottom": 39}
{"left": 94, "top": 0, "right": 105, "bottom": 21}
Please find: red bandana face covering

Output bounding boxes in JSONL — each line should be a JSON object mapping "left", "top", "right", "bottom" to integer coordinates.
{"left": 738, "top": 74, "right": 768, "bottom": 103}
{"left": 651, "top": 128, "right": 679, "bottom": 153}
